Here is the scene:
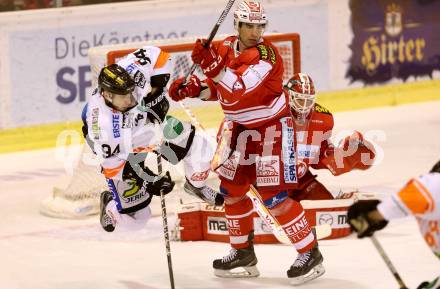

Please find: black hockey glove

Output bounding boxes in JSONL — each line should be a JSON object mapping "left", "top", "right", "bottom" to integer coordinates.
{"left": 417, "top": 276, "right": 440, "bottom": 289}
{"left": 142, "top": 87, "right": 170, "bottom": 123}
{"left": 148, "top": 171, "right": 175, "bottom": 196}
{"left": 347, "top": 200, "right": 388, "bottom": 238}
{"left": 122, "top": 155, "right": 174, "bottom": 196}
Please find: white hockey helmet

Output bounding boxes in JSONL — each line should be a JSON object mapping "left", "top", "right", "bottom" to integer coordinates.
{"left": 285, "top": 73, "right": 316, "bottom": 115}
{"left": 233, "top": 0, "right": 268, "bottom": 30}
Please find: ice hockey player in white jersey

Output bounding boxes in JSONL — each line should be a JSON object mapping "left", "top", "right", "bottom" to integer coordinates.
{"left": 82, "top": 46, "right": 223, "bottom": 232}
{"left": 348, "top": 160, "right": 440, "bottom": 289}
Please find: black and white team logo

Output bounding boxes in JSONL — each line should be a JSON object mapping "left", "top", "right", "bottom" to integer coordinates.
{"left": 134, "top": 71, "right": 146, "bottom": 88}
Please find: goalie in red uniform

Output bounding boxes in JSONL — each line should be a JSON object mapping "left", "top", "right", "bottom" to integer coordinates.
{"left": 168, "top": 0, "right": 324, "bottom": 285}
{"left": 283, "top": 72, "right": 376, "bottom": 203}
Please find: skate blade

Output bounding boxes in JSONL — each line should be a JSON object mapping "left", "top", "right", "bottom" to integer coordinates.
{"left": 214, "top": 265, "right": 260, "bottom": 278}
{"left": 290, "top": 264, "right": 325, "bottom": 286}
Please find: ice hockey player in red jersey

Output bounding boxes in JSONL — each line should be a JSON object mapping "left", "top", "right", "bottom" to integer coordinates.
{"left": 168, "top": 0, "right": 324, "bottom": 285}
{"left": 283, "top": 72, "right": 376, "bottom": 202}
{"left": 348, "top": 160, "right": 440, "bottom": 289}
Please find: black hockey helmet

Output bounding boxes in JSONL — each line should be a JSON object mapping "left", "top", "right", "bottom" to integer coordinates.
{"left": 98, "top": 64, "right": 135, "bottom": 95}
{"left": 430, "top": 159, "right": 440, "bottom": 173}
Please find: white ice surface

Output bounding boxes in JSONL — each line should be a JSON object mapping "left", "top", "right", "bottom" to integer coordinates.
{"left": 1, "top": 101, "right": 440, "bottom": 289}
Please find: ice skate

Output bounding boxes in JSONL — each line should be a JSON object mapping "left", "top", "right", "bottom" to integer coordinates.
{"left": 100, "top": 191, "right": 115, "bottom": 232}
{"left": 287, "top": 244, "right": 325, "bottom": 285}
{"left": 213, "top": 232, "right": 259, "bottom": 278}
{"left": 183, "top": 179, "right": 224, "bottom": 206}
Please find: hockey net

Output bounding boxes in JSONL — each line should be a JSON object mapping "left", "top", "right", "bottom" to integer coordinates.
{"left": 39, "top": 33, "right": 301, "bottom": 219}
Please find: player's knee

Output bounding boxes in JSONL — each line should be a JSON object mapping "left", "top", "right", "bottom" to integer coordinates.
{"left": 220, "top": 181, "right": 249, "bottom": 205}
{"left": 269, "top": 197, "right": 296, "bottom": 216}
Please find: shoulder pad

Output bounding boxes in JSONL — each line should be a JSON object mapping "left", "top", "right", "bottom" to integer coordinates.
{"left": 256, "top": 44, "right": 277, "bottom": 64}
{"left": 314, "top": 103, "right": 331, "bottom": 115}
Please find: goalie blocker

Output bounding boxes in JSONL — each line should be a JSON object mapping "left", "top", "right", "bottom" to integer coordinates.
{"left": 177, "top": 193, "right": 365, "bottom": 243}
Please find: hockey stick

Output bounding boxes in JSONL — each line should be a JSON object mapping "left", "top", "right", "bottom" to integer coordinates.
{"left": 177, "top": 100, "right": 332, "bottom": 242}
{"left": 247, "top": 186, "right": 331, "bottom": 242}
{"left": 185, "top": 0, "right": 236, "bottom": 79}
{"left": 157, "top": 155, "right": 176, "bottom": 289}
{"left": 370, "top": 235, "right": 409, "bottom": 289}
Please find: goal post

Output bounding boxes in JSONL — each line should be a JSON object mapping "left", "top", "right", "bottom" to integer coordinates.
{"left": 39, "top": 32, "right": 301, "bottom": 219}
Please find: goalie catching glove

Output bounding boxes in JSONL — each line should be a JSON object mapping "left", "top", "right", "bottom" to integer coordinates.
{"left": 347, "top": 200, "right": 388, "bottom": 238}
{"left": 322, "top": 131, "right": 376, "bottom": 176}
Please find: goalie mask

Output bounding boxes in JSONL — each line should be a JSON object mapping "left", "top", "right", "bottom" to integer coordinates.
{"left": 98, "top": 64, "right": 135, "bottom": 95}
{"left": 233, "top": 0, "right": 268, "bottom": 30}
{"left": 285, "top": 73, "right": 316, "bottom": 115}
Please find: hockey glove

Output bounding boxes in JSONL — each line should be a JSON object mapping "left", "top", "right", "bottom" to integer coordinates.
{"left": 322, "top": 131, "right": 375, "bottom": 176}
{"left": 229, "top": 44, "right": 275, "bottom": 70}
{"left": 123, "top": 155, "right": 174, "bottom": 196}
{"left": 347, "top": 200, "right": 388, "bottom": 238}
{"left": 417, "top": 276, "right": 440, "bottom": 289}
{"left": 191, "top": 39, "right": 225, "bottom": 78}
{"left": 141, "top": 87, "right": 170, "bottom": 123}
{"left": 148, "top": 171, "right": 175, "bottom": 196}
{"left": 431, "top": 160, "right": 440, "bottom": 174}
{"left": 168, "top": 75, "right": 202, "bottom": 102}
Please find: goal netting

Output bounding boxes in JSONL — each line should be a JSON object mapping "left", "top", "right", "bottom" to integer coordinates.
{"left": 39, "top": 33, "right": 301, "bottom": 219}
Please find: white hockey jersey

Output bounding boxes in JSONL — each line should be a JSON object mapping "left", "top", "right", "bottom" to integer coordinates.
{"left": 117, "top": 46, "right": 172, "bottom": 102}
{"left": 377, "top": 173, "right": 440, "bottom": 258}
{"left": 86, "top": 46, "right": 172, "bottom": 181}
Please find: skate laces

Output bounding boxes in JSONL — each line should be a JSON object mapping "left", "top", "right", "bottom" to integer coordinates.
{"left": 293, "top": 251, "right": 311, "bottom": 267}
{"left": 222, "top": 248, "right": 238, "bottom": 263}
{"left": 201, "top": 186, "right": 218, "bottom": 202}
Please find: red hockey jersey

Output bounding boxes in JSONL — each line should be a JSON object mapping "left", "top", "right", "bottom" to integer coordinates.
{"left": 292, "top": 103, "right": 334, "bottom": 179}
{"left": 212, "top": 35, "right": 289, "bottom": 128}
